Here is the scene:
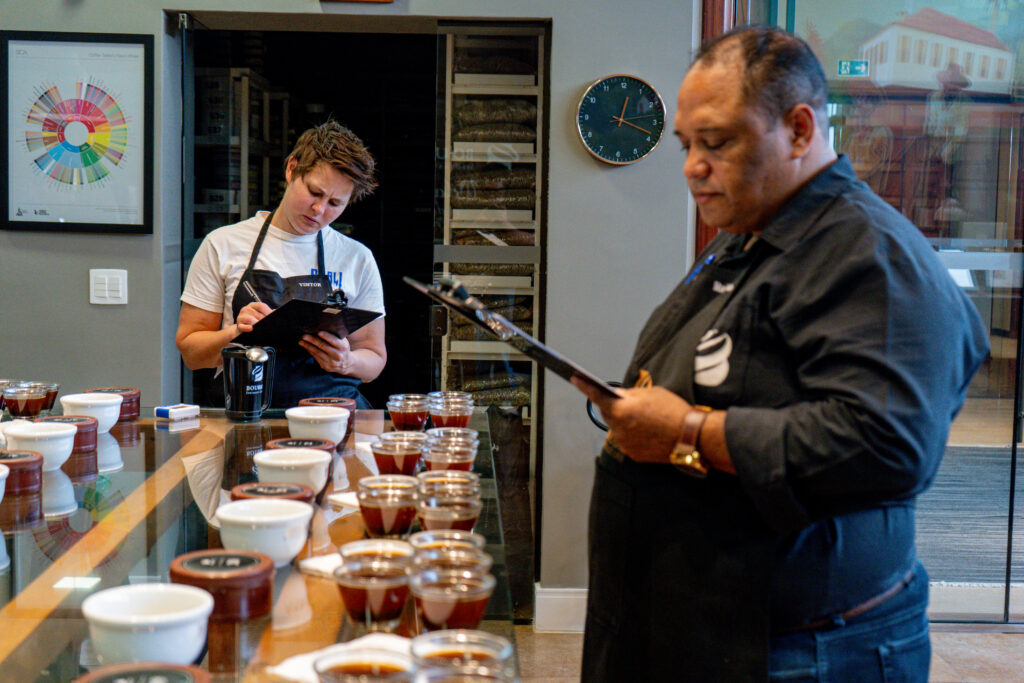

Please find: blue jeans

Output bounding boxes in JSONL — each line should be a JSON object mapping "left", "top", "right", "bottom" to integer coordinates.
{"left": 768, "top": 562, "right": 931, "bottom": 682}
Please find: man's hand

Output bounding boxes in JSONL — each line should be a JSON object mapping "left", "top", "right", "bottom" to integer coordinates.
{"left": 572, "top": 377, "right": 691, "bottom": 464}
{"left": 300, "top": 331, "right": 353, "bottom": 375}
{"left": 235, "top": 302, "right": 273, "bottom": 334}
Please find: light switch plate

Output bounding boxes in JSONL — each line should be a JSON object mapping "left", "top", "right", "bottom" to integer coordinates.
{"left": 90, "top": 269, "right": 128, "bottom": 305}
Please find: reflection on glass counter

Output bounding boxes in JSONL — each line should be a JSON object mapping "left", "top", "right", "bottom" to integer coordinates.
{"left": 0, "top": 409, "right": 518, "bottom": 681}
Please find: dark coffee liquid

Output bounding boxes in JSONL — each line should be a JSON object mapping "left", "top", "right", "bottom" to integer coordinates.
{"left": 430, "top": 413, "right": 471, "bottom": 429}
{"left": 419, "top": 503, "right": 479, "bottom": 532}
{"left": 415, "top": 593, "right": 490, "bottom": 630}
{"left": 390, "top": 410, "right": 428, "bottom": 431}
{"left": 7, "top": 394, "right": 45, "bottom": 417}
{"left": 360, "top": 500, "right": 417, "bottom": 537}
{"left": 424, "top": 459, "right": 473, "bottom": 472}
{"left": 337, "top": 567, "right": 410, "bottom": 622}
{"left": 325, "top": 662, "right": 406, "bottom": 675}
{"left": 424, "top": 649, "right": 500, "bottom": 665}
{"left": 43, "top": 389, "right": 58, "bottom": 411}
{"left": 371, "top": 450, "right": 421, "bottom": 476}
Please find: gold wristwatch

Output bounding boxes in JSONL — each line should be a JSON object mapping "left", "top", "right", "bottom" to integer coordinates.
{"left": 668, "top": 406, "right": 712, "bottom": 478}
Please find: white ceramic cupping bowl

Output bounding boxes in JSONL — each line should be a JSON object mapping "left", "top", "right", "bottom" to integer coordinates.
{"left": 3, "top": 421, "right": 77, "bottom": 471}
{"left": 0, "top": 463, "right": 8, "bottom": 506}
{"left": 253, "top": 447, "right": 331, "bottom": 494}
{"left": 60, "top": 393, "right": 123, "bottom": 434}
{"left": 215, "top": 498, "right": 314, "bottom": 567}
{"left": 285, "top": 406, "right": 349, "bottom": 446}
{"left": 81, "top": 583, "right": 214, "bottom": 666}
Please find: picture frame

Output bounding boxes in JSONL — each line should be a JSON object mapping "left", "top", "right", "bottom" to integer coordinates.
{"left": 1, "top": 31, "right": 154, "bottom": 234}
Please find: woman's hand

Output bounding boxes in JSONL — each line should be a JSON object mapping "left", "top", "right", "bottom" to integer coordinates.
{"left": 234, "top": 302, "right": 273, "bottom": 334}
{"left": 300, "top": 331, "right": 353, "bottom": 375}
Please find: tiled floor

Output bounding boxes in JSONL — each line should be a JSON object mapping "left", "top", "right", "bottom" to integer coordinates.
{"left": 516, "top": 626, "right": 1024, "bottom": 681}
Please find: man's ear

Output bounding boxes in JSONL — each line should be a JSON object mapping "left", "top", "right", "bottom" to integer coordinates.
{"left": 284, "top": 157, "right": 296, "bottom": 183}
{"left": 786, "top": 104, "right": 817, "bottom": 159}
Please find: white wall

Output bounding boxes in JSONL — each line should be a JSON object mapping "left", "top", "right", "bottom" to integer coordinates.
{"left": 0, "top": 0, "right": 695, "bottom": 596}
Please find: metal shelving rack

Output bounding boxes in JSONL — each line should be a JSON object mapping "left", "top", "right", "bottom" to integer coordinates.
{"left": 437, "top": 26, "right": 546, "bottom": 464}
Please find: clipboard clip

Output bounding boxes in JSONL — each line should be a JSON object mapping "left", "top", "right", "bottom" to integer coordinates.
{"left": 437, "top": 277, "right": 515, "bottom": 341}
{"left": 323, "top": 289, "right": 348, "bottom": 307}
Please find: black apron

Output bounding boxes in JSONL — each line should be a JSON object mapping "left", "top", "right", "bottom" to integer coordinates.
{"left": 582, "top": 236, "right": 776, "bottom": 682}
{"left": 213, "top": 211, "right": 370, "bottom": 409}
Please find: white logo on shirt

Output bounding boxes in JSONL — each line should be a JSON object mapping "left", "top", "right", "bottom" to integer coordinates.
{"left": 695, "top": 329, "right": 732, "bottom": 387}
{"left": 712, "top": 280, "right": 735, "bottom": 294}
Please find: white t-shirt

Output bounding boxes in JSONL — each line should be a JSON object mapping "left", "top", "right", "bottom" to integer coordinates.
{"left": 181, "top": 212, "right": 385, "bottom": 329}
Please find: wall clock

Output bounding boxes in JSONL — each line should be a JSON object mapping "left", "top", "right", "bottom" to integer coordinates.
{"left": 576, "top": 74, "right": 666, "bottom": 165}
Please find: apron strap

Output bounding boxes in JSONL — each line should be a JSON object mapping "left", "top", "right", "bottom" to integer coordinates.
{"left": 243, "top": 211, "right": 327, "bottom": 284}
{"left": 316, "top": 230, "right": 326, "bottom": 275}
{"left": 245, "top": 210, "right": 276, "bottom": 274}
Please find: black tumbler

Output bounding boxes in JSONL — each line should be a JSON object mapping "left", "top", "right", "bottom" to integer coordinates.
{"left": 221, "top": 344, "right": 275, "bottom": 422}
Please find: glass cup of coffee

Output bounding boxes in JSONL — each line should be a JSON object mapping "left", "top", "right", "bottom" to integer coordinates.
{"left": 422, "top": 444, "right": 477, "bottom": 472}
{"left": 357, "top": 475, "right": 420, "bottom": 539}
{"left": 410, "top": 630, "right": 514, "bottom": 681}
{"left": 340, "top": 539, "right": 414, "bottom": 563}
{"left": 409, "top": 530, "right": 487, "bottom": 553}
{"left": 410, "top": 568, "right": 495, "bottom": 632}
{"left": 387, "top": 394, "right": 430, "bottom": 431}
{"left": 3, "top": 383, "right": 47, "bottom": 419}
{"left": 25, "top": 382, "right": 60, "bottom": 414}
{"left": 427, "top": 395, "right": 474, "bottom": 430}
{"left": 371, "top": 432, "right": 428, "bottom": 476}
{"left": 412, "top": 547, "right": 493, "bottom": 574}
{"left": 313, "top": 646, "right": 413, "bottom": 682}
{"left": 425, "top": 428, "right": 479, "bottom": 442}
{"left": 410, "top": 663, "right": 509, "bottom": 682}
{"left": 333, "top": 556, "right": 412, "bottom": 633}
{"left": 417, "top": 470, "right": 481, "bottom": 497}
{"left": 417, "top": 492, "right": 482, "bottom": 532}
{"left": 427, "top": 392, "right": 473, "bottom": 403}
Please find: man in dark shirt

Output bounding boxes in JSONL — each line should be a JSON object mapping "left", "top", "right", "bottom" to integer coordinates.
{"left": 575, "top": 27, "right": 989, "bottom": 682}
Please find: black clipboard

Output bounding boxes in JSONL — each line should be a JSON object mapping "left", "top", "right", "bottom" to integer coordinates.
{"left": 404, "top": 276, "right": 619, "bottom": 399}
{"left": 233, "top": 299, "right": 382, "bottom": 350}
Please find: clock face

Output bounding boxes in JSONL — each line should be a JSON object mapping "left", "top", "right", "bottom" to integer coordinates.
{"left": 576, "top": 75, "right": 666, "bottom": 165}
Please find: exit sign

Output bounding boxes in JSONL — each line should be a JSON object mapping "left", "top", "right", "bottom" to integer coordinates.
{"left": 838, "top": 59, "right": 869, "bottom": 77}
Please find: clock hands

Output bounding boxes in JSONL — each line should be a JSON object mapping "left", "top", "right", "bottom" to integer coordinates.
{"left": 617, "top": 114, "right": 660, "bottom": 121}
{"left": 617, "top": 96, "right": 629, "bottom": 127}
{"left": 610, "top": 115, "right": 653, "bottom": 135}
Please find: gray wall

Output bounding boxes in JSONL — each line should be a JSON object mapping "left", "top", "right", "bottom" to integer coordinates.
{"left": 0, "top": 0, "right": 696, "bottom": 590}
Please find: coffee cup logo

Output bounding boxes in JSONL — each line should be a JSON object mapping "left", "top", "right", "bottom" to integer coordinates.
{"left": 251, "top": 364, "right": 264, "bottom": 384}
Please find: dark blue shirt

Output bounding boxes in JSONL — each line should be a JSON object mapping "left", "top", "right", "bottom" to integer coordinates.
{"left": 625, "top": 156, "right": 989, "bottom": 629}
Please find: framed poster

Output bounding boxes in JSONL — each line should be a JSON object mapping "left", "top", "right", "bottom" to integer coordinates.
{"left": 1, "top": 32, "right": 153, "bottom": 234}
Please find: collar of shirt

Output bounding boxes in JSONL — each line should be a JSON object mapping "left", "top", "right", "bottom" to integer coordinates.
{"left": 756, "top": 155, "right": 858, "bottom": 253}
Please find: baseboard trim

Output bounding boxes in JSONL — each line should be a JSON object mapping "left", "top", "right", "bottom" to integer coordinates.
{"left": 534, "top": 584, "right": 587, "bottom": 632}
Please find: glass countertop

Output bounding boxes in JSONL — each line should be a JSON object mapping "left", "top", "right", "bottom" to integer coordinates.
{"left": 0, "top": 408, "right": 516, "bottom": 681}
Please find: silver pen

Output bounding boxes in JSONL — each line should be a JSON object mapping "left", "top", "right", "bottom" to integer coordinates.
{"left": 242, "top": 281, "right": 262, "bottom": 304}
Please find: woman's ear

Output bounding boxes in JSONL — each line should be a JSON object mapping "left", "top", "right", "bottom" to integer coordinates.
{"left": 284, "top": 156, "right": 297, "bottom": 183}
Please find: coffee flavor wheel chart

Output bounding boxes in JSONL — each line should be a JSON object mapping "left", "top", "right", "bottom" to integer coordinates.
{"left": 23, "top": 82, "right": 129, "bottom": 185}
{"left": 32, "top": 476, "right": 126, "bottom": 564}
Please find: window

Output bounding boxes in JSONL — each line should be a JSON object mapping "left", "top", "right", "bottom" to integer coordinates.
{"left": 931, "top": 43, "right": 941, "bottom": 67}
{"left": 981, "top": 55, "right": 990, "bottom": 79}
{"left": 880, "top": 41, "right": 888, "bottom": 64}
{"left": 964, "top": 51, "right": 974, "bottom": 76}
{"left": 997, "top": 57, "right": 1006, "bottom": 80}
{"left": 916, "top": 39, "right": 926, "bottom": 64}
{"left": 900, "top": 35, "right": 910, "bottom": 62}
{"left": 948, "top": 46, "right": 958, "bottom": 66}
